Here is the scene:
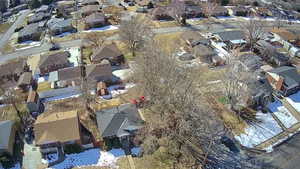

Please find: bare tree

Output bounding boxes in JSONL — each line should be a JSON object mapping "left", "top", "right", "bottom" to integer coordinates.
{"left": 84, "top": 32, "right": 106, "bottom": 49}
{"left": 119, "top": 15, "right": 153, "bottom": 57}
{"left": 241, "top": 19, "right": 265, "bottom": 51}
{"left": 133, "top": 40, "right": 268, "bottom": 169}
{"left": 201, "top": 1, "right": 218, "bottom": 30}
{"left": 169, "top": 0, "right": 186, "bottom": 25}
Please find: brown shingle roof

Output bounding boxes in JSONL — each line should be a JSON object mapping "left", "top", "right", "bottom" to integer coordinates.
{"left": 91, "top": 43, "right": 123, "bottom": 62}
{"left": 81, "top": 5, "right": 99, "bottom": 14}
{"left": 271, "top": 28, "right": 298, "bottom": 41}
{"left": 39, "top": 51, "right": 70, "bottom": 68}
{"left": 85, "top": 12, "right": 106, "bottom": 24}
{"left": 34, "top": 110, "right": 81, "bottom": 145}
{"left": 0, "top": 59, "right": 26, "bottom": 78}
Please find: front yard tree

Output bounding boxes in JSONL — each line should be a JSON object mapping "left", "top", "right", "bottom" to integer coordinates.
{"left": 85, "top": 32, "right": 106, "bottom": 49}
{"left": 201, "top": 0, "right": 218, "bottom": 30}
{"left": 169, "top": 0, "right": 186, "bottom": 25}
{"left": 119, "top": 15, "right": 153, "bottom": 57}
{"left": 242, "top": 19, "right": 265, "bottom": 51}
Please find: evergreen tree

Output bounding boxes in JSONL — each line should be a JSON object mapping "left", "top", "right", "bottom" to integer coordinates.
{"left": 29, "top": 0, "right": 41, "bottom": 9}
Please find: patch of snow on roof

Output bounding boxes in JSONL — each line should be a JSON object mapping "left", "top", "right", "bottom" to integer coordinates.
{"left": 234, "top": 111, "right": 282, "bottom": 148}
{"left": 286, "top": 91, "right": 300, "bottom": 113}
{"left": 268, "top": 101, "right": 298, "bottom": 128}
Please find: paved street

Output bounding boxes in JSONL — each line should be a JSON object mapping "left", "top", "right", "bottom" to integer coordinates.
{"left": 259, "top": 132, "right": 300, "bottom": 169}
{"left": 0, "top": 10, "right": 31, "bottom": 53}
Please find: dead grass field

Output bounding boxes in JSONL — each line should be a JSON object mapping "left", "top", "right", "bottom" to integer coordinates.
{"left": 0, "top": 104, "right": 28, "bottom": 122}
{"left": 0, "top": 22, "right": 12, "bottom": 33}
{"left": 154, "top": 32, "right": 184, "bottom": 53}
{"left": 1, "top": 42, "right": 14, "bottom": 54}
{"left": 152, "top": 20, "right": 179, "bottom": 28}
{"left": 117, "top": 154, "right": 172, "bottom": 169}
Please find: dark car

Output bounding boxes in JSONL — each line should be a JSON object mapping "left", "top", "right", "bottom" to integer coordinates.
{"left": 221, "top": 136, "right": 239, "bottom": 153}
{"left": 49, "top": 43, "right": 60, "bottom": 51}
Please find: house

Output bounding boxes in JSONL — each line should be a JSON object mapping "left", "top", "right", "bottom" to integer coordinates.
{"left": 18, "top": 22, "right": 44, "bottom": 42}
{"left": 49, "top": 61, "right": 113, "bottom": 88}
{"left": 150, "top": 6, "right": 173, "bottom": 20}
{"left": 192, "top": 44, "right": 216, "bottom": 63}
{"left": 239, "top": 53, "right": 263, "bottom": 72}
{"left": 248, "top": 78, "right": 273, "bottom": 107}
{"left": 81, "top": 5, "right": 100, "bottom": 17}
{"left": 27, "top": 12, "right": 50, "bottom": 24}
{"left": 0, "top": 120, "right": 16, "bottom": 157}
{"left": 136, "top": 0, "right": 153, "bottom": 8}
{"left": 37, "top": 51, "right": 71, "bottom": 76}
{"left": 232, "top": 6, "right": 249, "bottom": 16}
{"left": 181, "top": 31, "right": 209, "bottom": 47}
{"left": 266, "top": 66, "right": 300, "bottom": 96}
{"left": 215, "top": 30, "right": 246, "bottom": 45}
{"left": 84, "top": 12, "right": 107, "bottom": 30}
{"left": 80, "top": 0, "right": 100, "bottom": 6}
{"left": 185, "top": 5, "right": 203, "bottom": 18}
{"left": 255, "top": 40, "right": 290, "bottom": 66}
{"left": 47, "top": 18, "right": 75, "bottom": 36}
{"left": 0, "top": 59, "right": 28, "bottom": 89}
{"left": 90, "top": 43, "right": 125, "bottom": 65}
{"left": 95, "top": 104, "right": 144, "bottom": 148}
{"left": 254, "top": 7, "right": 272, "bottom": 17}
{"left": 27, "top": 89, "right": 41, "bottom": 115}
{"left": 56, "top": 1, "right": 76, "bottom": 18}
{"left": 17, "top": 72, "right": 33, "bottom": 91}
{"left": 211, "top": 6, "right": 228, "bottom": 17}
{"left": 34, "top": 110, "right": 83, "bottom": 154}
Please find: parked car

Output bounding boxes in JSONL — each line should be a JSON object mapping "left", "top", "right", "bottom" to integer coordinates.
{"left": 49, "top": 43, "right": 60, "bottom": 51}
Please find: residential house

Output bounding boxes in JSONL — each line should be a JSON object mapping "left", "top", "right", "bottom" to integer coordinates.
{"left": 136, "top": 0, "right": 153, "bottom": 9}
{"left": 214, "top": 30, "right": 246, "bottom": 47}
{"left": 56, "top": 1, "right": 76, "bottom": 18}
{"left": 37, "top": 51, "right": 71, "bottom": 76}
{"left": 17, "top": 72, "right": 33, "bottom": 91}
{"left": 95, "top": 104, "right": 144, "bottom": 149}
{"left": 150, "top": 6, "right": 173, "bottom": 20}
{"left": 181, "top": 31, "right": 209, "bottom": 47}
{"left": 255, "top": 40, "right": 290, "bottom": 66}
{"left": 90, "top": 43, "right": 125, "bottom": 65}
{"left": 248, "top": 78, "right": 273, "bottom": 107}
{"left": 27, "top": 12, "right": 50, "bottom": 24}
{"left": 239, "top": 53, "right": 263, "bottom": 72}
{"left": 254, "top": 7, "right": 272, "bottom": 17}
{"left": 34, "top": 110, "right": 83, "bottom": 154}
{"left": 47, "top": 18, "right": 75, "bottom": 36}
{"left": 49, "top": 61, "right": 113, "bottom": 88}
{"left": 0, "top": 120, "right": 16, "bottom": 157}
{"left": 27, "top": 89, "right": 41, "bottom": 115}
{"left": 18, "top": 22, "right": 44, "bottom": 42}
{"left": 84, "top": 12, "right": 107, "bottom": 30}
{"left": 0, "top": 59, "right": 28, "bottom": 89}
{"left": 185, "top": 5, "right": 203, "bottom": 18}
{"left": 192, "top": 44, "right": 217, "bottom": 63}
{"left": 232, "top": 6, "right": 249, "bottom": 17}
{"left": 81, "top": 5, "right": 100, "bottom": 17}
{"left": 80, "top": 0, "right": 100, "bottom": 6}
{"left": 211, "top": 6, "right": 228, "bottom": 17}
{"left": 266, "top": 66, "right": 300, "bottom": 96}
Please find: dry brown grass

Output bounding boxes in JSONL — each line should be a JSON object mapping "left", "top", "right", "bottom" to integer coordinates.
{"left": 117, "top": 155, "right": 172, "bottom": 169}
{"left": 154, "top": 32, "right": 184, "bottom": 53}
{"left": 37, "top": 82, "right": 52, "bottom": 92}
{"left": 0, "top": 22, "right": 12, "bottom": 33}
{"left": 152, "top": 20, "right": 178, "bottom": 28}
{"left": 1, "top": 42, "right": 14, "bottom": 54}
{"left": 0, "top": 104, "right": 28, "bottom": 122}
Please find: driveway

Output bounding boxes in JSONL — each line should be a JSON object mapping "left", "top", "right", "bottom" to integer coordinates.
{"left": 23, "top": 142, "right": 43, "bottom": 169}
{"left": 0, "top": 10, "right": 31, "bottom": 52}
{"left": 259, "top": 132, "right": 300, "bottom": 169}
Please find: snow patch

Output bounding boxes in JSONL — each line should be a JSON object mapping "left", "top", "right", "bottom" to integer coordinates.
{"left": 234, "top": 111, "right": 283, "bottom": 148}
{"left": 55, "top": 32, "right": 72, "bottom": 38}
{"left": 101, "top": 83, "right": 136, "bottom": 99}
{"left": 131, "top": 147, "right": 141, "bottom": 156}
{"left": 286, "top": 91, "right": 300, "bottom": 113}
{"left": 83, "top": 25, "right": 119, "bottom": 33}
{"left": 47, "top": 148, "right": 125, "bottom": 169}
{"left": 268, "top": 101, "right": 298, "bottom": 128}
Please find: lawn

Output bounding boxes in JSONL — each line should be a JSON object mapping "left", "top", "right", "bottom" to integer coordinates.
{"left": 0, "top": 22, "right": 12, "bottom": 33}
{"left": 154, "top": 32, "right": 184, "bottom": 53}
{"left": 117, "top": 154, "right": 172, "bottom": 169}
{"left": 37, "top": 82, "right": 51, "bottom": 92}
{"left": 152, "top": 20, "right": 179, "bottom": 28}
{"left": 0, "top": 42, "right": 14, "bottom": 53}
{"left": 0, "top": 104, "right": 28, "bottom": 122}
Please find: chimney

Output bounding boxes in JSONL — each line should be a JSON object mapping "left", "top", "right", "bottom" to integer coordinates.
{"left": 275, "top": 76, "right": 284, "bottom": 90}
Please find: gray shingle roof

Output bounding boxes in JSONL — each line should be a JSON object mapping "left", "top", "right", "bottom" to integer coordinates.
{"left": 270, "top": 66, "right": 300, "bottom": 89}
{"left": 19, "top": 23, "right": 41, "bottom": 37}
{"left": 0, "top": 120, "right": 14, "bottom": 154}
{"left": 216, "top": 30, "right": 245, "bottom": 41}
{"left": 48, "top": 18, "right": 73, "bottom": 30}
{"left": 96, "top": 104, "right": 144, "bottom": 138}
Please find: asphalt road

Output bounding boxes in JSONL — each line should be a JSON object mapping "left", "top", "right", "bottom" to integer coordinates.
{"left": 0, "top": 10, "right": 31, "bottom": 53}
{"left": 261, "top": 132, "right": 300, "bottom": 169}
